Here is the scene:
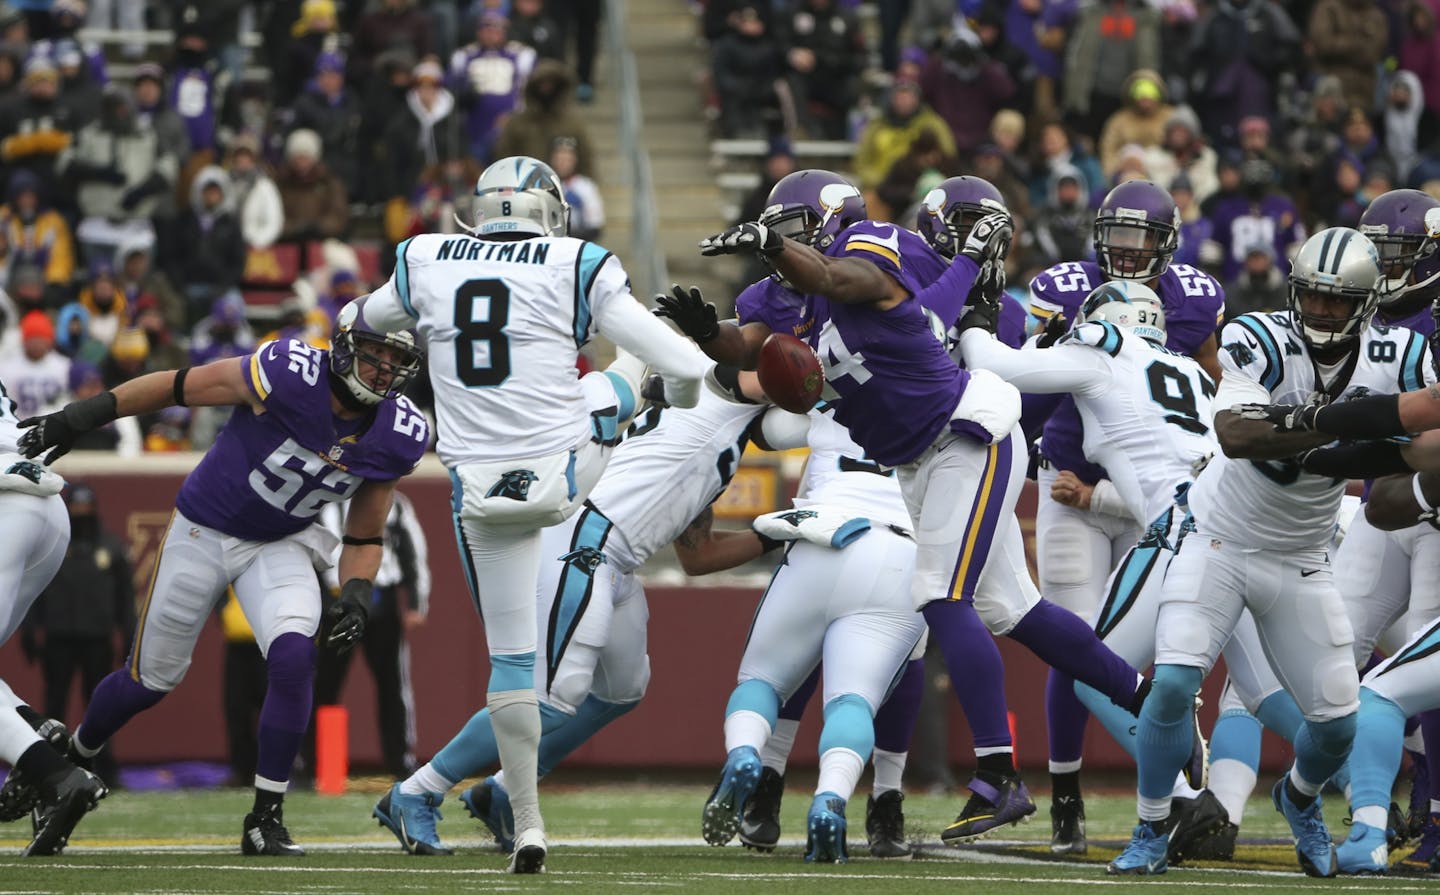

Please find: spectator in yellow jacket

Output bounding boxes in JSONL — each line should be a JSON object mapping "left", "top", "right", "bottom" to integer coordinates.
{"left": 854, "top": 78, "right": 956, "bottom": 193}
{"left": 0, "top": 169, "right": 75, "bottom": 306}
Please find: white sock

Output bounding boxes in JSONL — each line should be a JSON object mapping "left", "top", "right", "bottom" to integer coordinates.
{"left": 400, "top": 762, "right": 455, "bottom": 796}
{"left": 1138, "top": 795, "right": 1172, "bottom": 823}
{"left": 723, "top": 710, "right": 772, "bottom": 755}
{"left": 1404, "top": 729, "right": 1426, "bottom": 753}
{"left": 1048, "top": 759, "right": 1082, "bottom": 775}
{"left": 872, "top": 748, "right": 906, "bottom": 795}
{"left": 761, "top": 719, "right": 799, "bottom": 774}
{"left": 494, "top": 769, "right": 506, "bottom": 788}
{"left": 1354, "top": 804, "right": 1389, "bottom": 829}
{"left": 816, "top": 747, "right": 865, "bottom": 802}
{"left": 974, "top": 745, "right": 1014, "bottom": 758}
{"left": 1207, "top": 757, "right": 1257, "bottom": 826}
{"left": 1169, "top": 774, "right": 1202, "bottom": 800}
{"left": 1431, "top": 798, "right": 1440, "bottom": 815}
{"left": 1288, "top": 764, "right": 1321, "bottom": 798}
{"left": 490, "top": 688, "right": 544, "bottom": 834}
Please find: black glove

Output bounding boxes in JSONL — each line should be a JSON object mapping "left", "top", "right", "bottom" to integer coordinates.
{"left": 698, "top": 222, "right": 785, "bottom": 258}
{"left": 120, "top": 186, "right": 143, "bottom": 210}
{"left": 1035, "top": 313, "right": 1069, "bottom": 349}
{"left": 955, "top": 290, "right": 1000, "bottom": 336}
{"left": 17, "top": 391, "right": 119, "bottom": 464}
{"left": 324, "top": 578, "right": 371, "bottom": 655}
{"left": 653, "top": 284, "right": 720, "bottom": 343}
{"left": 1230, "top": 399, "right": 1324, "bottom": 432}
{"left": 959, "top": 211, "right": 1014, "bottom": 266}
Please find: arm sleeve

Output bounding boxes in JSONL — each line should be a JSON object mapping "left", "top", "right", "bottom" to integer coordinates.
{"left": 959, "top": 328, "right": 1110, "bottom": 397}
{"left": 1300, "top": 440, "right": 1413, "bottom": 478}
{"left": 1088, "top": 479, "right": 1136, "bottom": 519}
{"left": 594, "top": 293, "right": 716, "bottom": 381}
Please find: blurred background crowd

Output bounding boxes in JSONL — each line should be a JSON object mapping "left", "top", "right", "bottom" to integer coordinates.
{"left": 3, "top": 0, "right": 1436, "bottom": 456}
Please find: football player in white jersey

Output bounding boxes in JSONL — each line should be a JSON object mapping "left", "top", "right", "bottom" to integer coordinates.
{"left": 704, "top": 405, "right": 927, "bottom": 863}
{"left": 0, "top": 376, "right": 106, "bottom": 856}
{"left": 373, "top": 366, "right": 777, "bottom": 855}
{"left": 1112, "top": 228, "right": 1434, "bottom": 878}
{"left": 355, "top": 156, "right": 715, "bottom": 872}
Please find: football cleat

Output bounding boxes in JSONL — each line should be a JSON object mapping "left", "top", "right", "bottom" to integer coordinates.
{"left": 508, "top": 827, "right": 546, "bottom": 874}
{"left": 23, "top": 765, "right": 106, "bottom": 857}
{"left": 1406, "top": 755, "right": 1430, "bottom": 843}
{"left": 739, "top": 767, "right": 783, "bottom": 852}
{"left": 804, "top": 792, "right": 848, "bottom": 864}
{"left": 0, "top": 717, "right": 78, "bottom": 823}
{"left": 374, "top": 784, "right": 454, "bottom": 856}
{"left": 1272, "top": 779, "right": 1337, "bottom": 878}
{"left": 1107, "top": 821, "right": 1170, "bottom": 875}
{"left": 1337, "top": 821, "right": 1389, "bottom": 874}
{"left": 865, "top": 790, "right": 911, "bottom": 858}
{"left": 460, "top": 776, "right": 516, "bottom": 854}
{"left": 701, "top": 746, "right": 762, "bottom": 846}
{"left": 1387, "top": 801, "right": 1410, "bottom": 851}
{"left": 1398, "top": 812, "right": 1440, "bottom": 873}
{"left": 1185, "top": 819, "right": 1239, "bottom": 861}
{"left": 940, "top": 772, "right": 1035, "bottom": 843}
{"left": 1167, "top": 789, "right": 1229, "bottom": 864}
{"left": 1049, "top": 795, "right": 1086, "bottom": 855}
{"left": 240, "top": 804, "right": 305, "bottom": 857}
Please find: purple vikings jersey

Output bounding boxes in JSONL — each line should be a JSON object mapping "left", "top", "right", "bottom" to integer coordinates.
{"left": 810, "top": 221, "right": 976, "bottom": 466}
{"left": 1029, "top": 260, "right": 1224, "bottom": 483}
{"left": 1376, "top": 303, "right": 1436, "bottom": 338}
{"left": 175, "top": 339, "right": 429, "bottom": 541}
{"left": 734, "top": 277, "right": 817, "bottom": 341}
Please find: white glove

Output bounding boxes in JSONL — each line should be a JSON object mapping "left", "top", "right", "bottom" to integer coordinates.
{"left": 753, "top": 506, "right": 871, "bottom": 549}
{"left": 0, "top": 452, "right": 64, "bottom": 497}
{"left": 950, "top": 368, "right": 1022, "bottom": 442}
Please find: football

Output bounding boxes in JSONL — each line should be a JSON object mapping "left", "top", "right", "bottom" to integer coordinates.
{"left": 757, "top": 333, "right": 824, "bottom": 413}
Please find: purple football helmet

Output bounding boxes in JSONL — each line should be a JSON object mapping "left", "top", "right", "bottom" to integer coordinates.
{"left": 758, "top": 170, "right": 866, "bottom": 251}
{"left": 916, "top": 175, "right": 1007, "bottom": 259}
{"left": 331, "top": 301, "right": 423, "bottom": 404}
{"left": 1093, "top": 180, "right": 1181, "bottom": 281}
{"left": 1358, "top": 188, "right": 1440, "bottom": 309}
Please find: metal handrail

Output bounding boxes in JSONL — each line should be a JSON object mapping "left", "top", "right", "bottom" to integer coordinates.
{"left": 605, "top": 0, "right": 668, "bottom": 302}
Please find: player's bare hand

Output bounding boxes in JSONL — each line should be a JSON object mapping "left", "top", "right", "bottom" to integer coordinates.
{"left": 1050, "top": 469, "right": 1093, "bottom": 510}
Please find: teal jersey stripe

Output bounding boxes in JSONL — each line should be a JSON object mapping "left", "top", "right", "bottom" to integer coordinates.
{"left": 573, "top": 242, "right": 613, "bottom": 347}
{"left": 395, "top": 238, "right": 417, "bottom": 319}
{"left": 1235, "top": 316, "right": 1283, "bottom": 391}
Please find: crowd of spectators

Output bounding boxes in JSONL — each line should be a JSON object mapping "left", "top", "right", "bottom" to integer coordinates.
{"left": 710, "top": 0, "right": 1440, "bottom": 320}
{"left": 0, "top": 0, "right": 604, "bottom": 455}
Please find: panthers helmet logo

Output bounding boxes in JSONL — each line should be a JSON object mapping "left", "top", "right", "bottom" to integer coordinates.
{"left": 777, "top": 509, "right": 818, "bottom": 527}
{"left": 487, "top": 469, "right": 539, "bottom": 501}
{"left": 559, "top": 546, "right": 607, "bottom": 573}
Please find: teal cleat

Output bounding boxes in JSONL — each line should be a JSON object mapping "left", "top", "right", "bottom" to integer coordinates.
{"left": 1107, "top": 821, "right": 1170, "bottom": 875}
{"left": 805, "top": 792, "right": 848, "bottom": 864}
{"left": 701, "top": 746, "right": 763, "bottom": 846}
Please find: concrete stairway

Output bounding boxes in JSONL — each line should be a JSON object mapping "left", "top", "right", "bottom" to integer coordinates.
{"left": 576, "top": 0, "right": 744, "bottom": 316}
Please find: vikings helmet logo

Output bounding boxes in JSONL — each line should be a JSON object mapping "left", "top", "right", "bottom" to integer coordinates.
{"left": 777, "top": 509, "right": 818, "bottom": 527}
{"left": 487, "top": 469, "right": 539, "bottom": 501}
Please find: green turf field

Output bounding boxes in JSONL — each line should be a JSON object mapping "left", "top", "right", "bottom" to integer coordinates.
{"left": 0, "top": 780, "right": 1432, "bottom": 893}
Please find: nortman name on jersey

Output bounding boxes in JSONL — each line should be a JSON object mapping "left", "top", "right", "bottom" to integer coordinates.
{"left": 434, "top": 236, "right": 551, "bottom": 265}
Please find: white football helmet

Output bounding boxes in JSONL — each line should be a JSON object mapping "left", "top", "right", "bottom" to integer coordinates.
{"left": 1079, "top": 280, "right": 1166, "bottom": 344}
{"left": 465, "top": 156, "right": 570, "bottom": 238}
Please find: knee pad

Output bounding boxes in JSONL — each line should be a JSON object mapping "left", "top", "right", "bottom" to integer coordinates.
{"left": 819, "top": 693, "right": 876, "bottom": 757}
{"left": 1038, "top": 513, "right": 1095, "bottom": 590}
{"left": 1307, "top": 713, "right": 1358, "bottom": 758}
{"left": 264, "top": 632, "right": 316, "bottom": 689}
{"left": 1149, "top": 664, "right": 1203, "bottom": 723}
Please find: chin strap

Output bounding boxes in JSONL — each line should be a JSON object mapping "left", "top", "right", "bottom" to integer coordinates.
{"left": 327, "top": 370, "right": 376, "bottom": 413}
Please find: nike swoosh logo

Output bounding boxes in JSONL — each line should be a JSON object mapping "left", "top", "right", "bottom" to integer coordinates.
{"left": 397, "top": 813, "right": 417, "bottom": 849}
{"left": 1300, "top": 569, "right": 1321, "bottom": 578}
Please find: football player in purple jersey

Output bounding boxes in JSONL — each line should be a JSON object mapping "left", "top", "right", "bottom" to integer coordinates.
{"left": 1026, "top": 180, "right": 1226, "bottom": 853}
{"left": 17, "top": 303, "right": 429, "bottom": 857}
{"left": 689, "top": 196, "right": 1158, "bottom": 846}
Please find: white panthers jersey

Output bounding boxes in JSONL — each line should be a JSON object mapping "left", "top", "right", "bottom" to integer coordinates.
{"left": 796, "top": 407, "right": 913, "bottom": 531}
{"left": 1189, "top": 311, "right": 1434, "bottom": 551}
{"left": 589, "top": 375, "right": 765, "bottom": 572}
{"left": 0, "top": 376, "right": 23, "bottom": 452}
{"left": 363, "top": 232, "right": 634, "bottom": 465}
{"left": 960, "top": 324, "right": 1218, "bottom": 523}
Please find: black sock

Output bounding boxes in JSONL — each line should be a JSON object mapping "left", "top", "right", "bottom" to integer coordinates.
{"left": 1128, "top": 676, "right": 1153, "bottom": 717}
{"left": 15, "top": 740, "right": 68, "bottom": 783}
{"left": 1051, "top": 771, "right": 1081, "bottom": 801}
{"left": 1284, "top": 776, "right": 1316, "bottom": 810}
{"left": 252, "top": 789, "right": 284, "bottom": 816}
{"left": 1147, "top": 813, "right": 1176, "bottom": 835}
{"left": 976, "top": 752, "right": 1016, "bottom": 777}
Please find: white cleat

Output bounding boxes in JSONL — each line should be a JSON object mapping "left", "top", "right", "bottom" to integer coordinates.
{"left": 508, "top": 827, "right": 547, "bottom": 874}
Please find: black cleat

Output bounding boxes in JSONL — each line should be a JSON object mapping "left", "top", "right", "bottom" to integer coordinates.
{"left": 23, "top": 765, "right": 107, "bottom": 857}
{"left": 1167, "top": 789, "right": 1229, "bottom": 865}
{"left": 739, "top": 767, "right": 783, "bottom": 852}
{"left": 941, "top": 772, "right": 1035, "bottom": 843}
{"left": 865, "top": 790, "right": 911, "bottom": 858}
{"left": 241, "top": 805, "right": 306, "bottom": 857}
{"left": 1186, "top": 819, "right": 1238, "bottom": 861}
{"left": 1049, "top": 795, "right": 1087, "bottom": 855}
{"left": 0, "top": 717, "right": 78, "bottom": 823}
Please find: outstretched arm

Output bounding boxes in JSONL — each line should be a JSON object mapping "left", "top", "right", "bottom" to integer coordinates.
{"left": 958, "top": 329, "right": 1110, "bottom": 397}
{"left": 671, "top": 506, "right": 781, "bottom": 576}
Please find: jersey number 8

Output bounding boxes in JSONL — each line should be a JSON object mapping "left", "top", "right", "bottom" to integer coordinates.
{"left": 454, "top": 278, "right": 513, "bottom": 388}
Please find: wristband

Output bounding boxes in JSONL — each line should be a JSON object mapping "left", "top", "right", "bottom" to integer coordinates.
{"left": 342, "top": 535, "right": 384, "bottom": 547}
{"left": 172, "top": 367, "right": 190, "bottom": 407}
{"left": 1414, "top": 473, "right": 1437, "bottom": 515}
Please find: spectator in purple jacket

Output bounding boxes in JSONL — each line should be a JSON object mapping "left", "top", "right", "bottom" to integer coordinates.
{"left": 919, "top": 26, "right": 1015, "bottom": 156}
